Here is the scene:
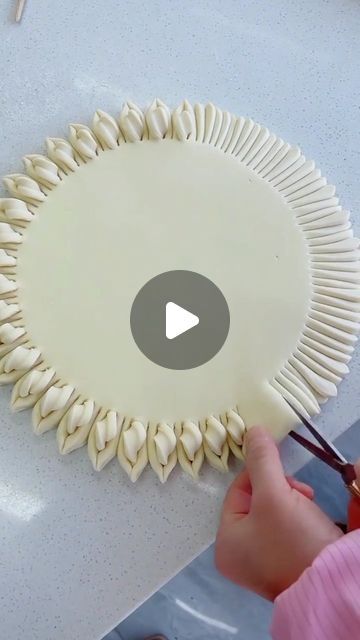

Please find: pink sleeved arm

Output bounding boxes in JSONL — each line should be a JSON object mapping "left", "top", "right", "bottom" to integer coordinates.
{"left": 271, "top": 530, "right": 360, "bottom": 640}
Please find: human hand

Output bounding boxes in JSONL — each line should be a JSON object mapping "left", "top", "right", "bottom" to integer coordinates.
{"left": 215, "top": 426, "right": 343, "bottom": 600}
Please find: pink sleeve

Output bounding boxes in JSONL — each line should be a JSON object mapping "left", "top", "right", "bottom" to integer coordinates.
{"left": 271, "top": 530, "right": 360, "bottom": 640}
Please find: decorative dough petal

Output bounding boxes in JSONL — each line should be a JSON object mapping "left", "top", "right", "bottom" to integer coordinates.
{"left": 0, "top": 249, "right": 17, "bottom": 268}
{"left": 0, "top": 300, "right": 19, "bottom": 321}
{"left": 0, "top": 274, "right": 17, "bottom": 297}
{"left": 46, "top": 137, "right": 79, "bottom": 173}
{"left": 69, "top": 124, "right": 99, "bottom": 160}
{"left": 224, "top": 116, "right": 246, "bottom": 154}
{"left": 0, "top": 321, "right": 24, "bottom": 342}
{"left": 224, "top": 409, "right": 246, "bottom": 460}
{"left": 118, "top": 102, "right": 145, "bottom": 142}
{"left": 0, "top": 345, "right": 41, "bottom": 384}
{"left": 3, "top": 174, "right": 46, "bottom": 205}
{"left": 235, "top": 122, "right": 262, "bottom": 161}
{"left": 0, "top": 322, "right": 26, "bottom": 358}
{"left": 201, "top": 416, "right": 229, "bottom": 472}
{"left": 214, "top": 111, "right": 234, "bottom": 150}
{"left": 32, "top": 383, "right": 77, "bottom": 434}
{"left": 146, "top": 99, "right": 171, "bottom": 140}
{"left": 256, "top": 139, "right": 290, "bottom": 176}
{"left": 88, "top": 410, "right": 122, "bottom": 471}
{"left": 57, "top": 397, "right": 98, "bottom": 454}
{"left": 11, "top": 365, "right": 57, "bottom": 411}
{"left": 0, "top": 223, "right": 22, "bottom": 245}
{"left": 148, "top": 421, "right": 177, "bottom": 483}
{"left": 23, "top": 155, "right": 61, "bottom": 189}
{"left": 118, "top": 417, "right": 148, "bottom": 482}
{"left": 242, "top": 126, "right": 270, "bottom": 166}
{"left": 0, "top": 198, "right": 33, "bottom": 224}
{"left": 92, "top": 110, "right": 121, "bottom": 149}
{"left": 175, "top": 420, "right": 204, "bottom": 478}
{"left": 172, "top": 100, "right": 196, "bottom": 141}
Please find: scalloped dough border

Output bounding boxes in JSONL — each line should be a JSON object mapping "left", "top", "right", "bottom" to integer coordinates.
{"left": 0, "top": 99, "right": 359, "bottom": 482}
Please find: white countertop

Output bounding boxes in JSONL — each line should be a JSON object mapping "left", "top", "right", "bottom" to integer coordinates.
{"left": 1, "top": 1, "right": 360, "bottom": 638}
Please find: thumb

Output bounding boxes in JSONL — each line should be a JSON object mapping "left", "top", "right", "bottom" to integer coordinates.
{"left": 245, "top": 426, "right": 288, "bottom": 494}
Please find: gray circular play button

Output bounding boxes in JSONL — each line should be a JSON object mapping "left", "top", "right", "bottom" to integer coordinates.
{"left": 130, "top": 270, "right": 230, "bottom": 370}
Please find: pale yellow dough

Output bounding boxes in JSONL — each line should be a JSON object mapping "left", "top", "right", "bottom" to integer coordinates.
{"left": 16, "top": 140, "right": 309, "bottom": 437}
{"left": 1, "top": 100, "right": 358, "bottom": 482}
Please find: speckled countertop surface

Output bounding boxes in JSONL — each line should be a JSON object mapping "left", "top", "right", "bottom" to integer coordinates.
{"left": 0, "top": 1, "right": 360, "bottom": 639}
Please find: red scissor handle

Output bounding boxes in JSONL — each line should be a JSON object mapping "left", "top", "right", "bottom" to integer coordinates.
{"left": 348, "top": 492, "right": 360, "bottom": 532}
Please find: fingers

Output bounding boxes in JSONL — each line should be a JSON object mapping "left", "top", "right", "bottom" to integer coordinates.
{"left": 221, "top": 471, "right": 314, "bottom": 522}
{"left": 286, "top": 476, "right": 314, "bottom": 500}
{"left": 245, "top": 426, "right": 288, "bottom": 495}
{"left": 222, "top": 427, "right": 315, "bottom": 523}
{"left": 221, "top": 470, "right": 252, "bottom": 518}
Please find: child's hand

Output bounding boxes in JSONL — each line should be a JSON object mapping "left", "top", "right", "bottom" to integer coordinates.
{"left": 215, "top": 426, "right": 343, "bottom": 601}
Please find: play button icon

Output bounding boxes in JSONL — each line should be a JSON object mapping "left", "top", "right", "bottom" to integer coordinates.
{"left": 166, "top": 302, "right": 199, "bottom": 340}
{"left": 130, "top": 270, "right": 230, "bottom": 370}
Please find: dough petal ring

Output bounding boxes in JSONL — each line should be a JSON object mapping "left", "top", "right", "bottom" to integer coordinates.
{"left": 1, "top": 99, "right": 359, "bottom": 482}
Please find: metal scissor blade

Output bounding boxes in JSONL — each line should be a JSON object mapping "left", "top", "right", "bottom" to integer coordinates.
{"left": 289, "top": 430, "right": 346, "bottom": 473}
{"left": 285, "top": 399, "right": 346, "bottom": 463}
{"left": 289, "top": 430, "right": 357, "bottom": 485}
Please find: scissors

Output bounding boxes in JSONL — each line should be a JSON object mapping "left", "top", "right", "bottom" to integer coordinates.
{"left": 287, "top": 400, "right": 360, "bottom": 532}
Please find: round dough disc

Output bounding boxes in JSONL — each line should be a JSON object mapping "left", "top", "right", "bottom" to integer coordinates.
{"left": 17, "top": 140, "right": 308, "bottom": 435}
{"left": 1, "top": 100, "right": 358, "bottom": 480}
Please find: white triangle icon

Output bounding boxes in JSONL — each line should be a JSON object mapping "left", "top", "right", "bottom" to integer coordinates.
{"left": 166, "top": 302, "right": 199, "bottom": 340}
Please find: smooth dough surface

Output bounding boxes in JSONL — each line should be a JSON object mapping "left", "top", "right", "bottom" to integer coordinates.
{"left": 17, "top": 140, "right": 310, "bottom": 435}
